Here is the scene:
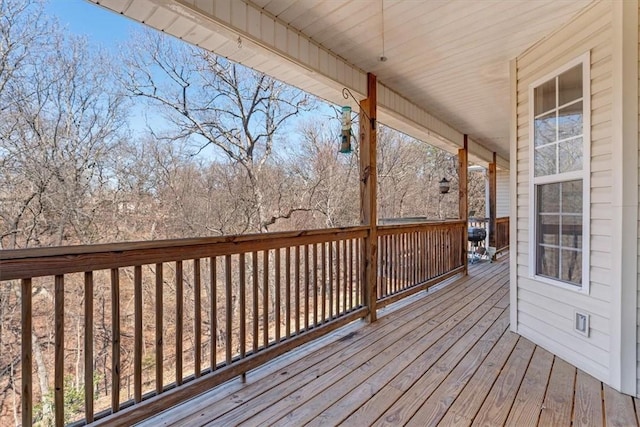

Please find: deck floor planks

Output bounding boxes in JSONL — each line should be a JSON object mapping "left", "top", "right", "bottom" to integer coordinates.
{"left": 341, "top": 298, "right": 509, "bottom": 427}
{"left": 135, "top": 258, "right": 640, "bottom": 427}
{"left": 537, "top": 357, "right": 576, "bottom": 426}
{"left": 170, "top": 263, "right": 507, "bottom": 426}
{"left": 398, "top": 309, "right": 510, "bottom": 427}
{"left": 253, "top": 273, "right": 510, "bottom": 426}
{"left": 431, "top": 333, "right": 521, "bottom": 426}
{"left": 603, "top": 384, "right": 638, "bottom": 427}
{"left": 306, "top": 304, "right": 508, "bottom": 427}
{"left": 573, "top": 369, "right": 604, "bottom": 427}
{"left": 469, "top": 337, "right": 536, "bottom": 426}
{"left": 503, "top": 345, "right": 554, "bottom": 426}
{"left": 306, "top": 305, "right": 507, "bottom": 427}
{"left": 224, "top": 269, "right": 508, "bottom": 426}
{"left": 372, "top": 290, "right": 509, "bottom": 427}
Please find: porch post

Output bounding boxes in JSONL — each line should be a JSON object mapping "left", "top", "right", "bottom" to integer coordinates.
{"left": 360, "top": 73, "right": 378, "bottom": 322}
{"left": 459, "top": 135, "right": 469, "bottom": 275}
{"left": 488, "top": 152, "right": 497, "bottom": 254}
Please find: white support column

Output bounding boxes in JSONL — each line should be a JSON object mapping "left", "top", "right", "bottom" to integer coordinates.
{"left": 610, "top": 0, "right": 638, "bottom": 395}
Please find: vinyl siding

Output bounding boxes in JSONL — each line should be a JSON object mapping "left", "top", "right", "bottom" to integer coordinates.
{"left": 515, "top": 1, "right": 612, "bottom": 383}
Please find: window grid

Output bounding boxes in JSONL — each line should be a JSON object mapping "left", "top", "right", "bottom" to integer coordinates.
{"left": 530, "top": 56, "right": 588, "bottom": 290}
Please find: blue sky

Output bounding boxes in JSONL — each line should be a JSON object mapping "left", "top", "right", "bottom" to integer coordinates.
{"left": 47, "top": 0, "right": 138, "bottom": 45}
{"left": 45, "top": 0, "right": 340, "bottom": 158}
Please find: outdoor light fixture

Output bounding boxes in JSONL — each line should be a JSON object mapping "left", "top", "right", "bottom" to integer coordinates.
{"left": 439, "top": 177, "right": 450, "bottom": 194}
{"left": 339, "top": 105, "right": 353, "bottom": 153}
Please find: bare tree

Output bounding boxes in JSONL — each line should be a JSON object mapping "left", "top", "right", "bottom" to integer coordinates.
{"left": 121, "top": 29, "right": 313, "bottom": 233}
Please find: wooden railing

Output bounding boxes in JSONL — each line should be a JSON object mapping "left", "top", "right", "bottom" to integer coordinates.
{"left": 495, "top": 216, "right": 510, "bottom": 253}
{"left": 0, "top": 221, "right": 467, "bottom": 426}
{"left": 377, "top": 221, "right": 466, "bottom": 307}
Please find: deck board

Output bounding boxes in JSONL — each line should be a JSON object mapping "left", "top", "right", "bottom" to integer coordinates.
{"left": 136, "top": 258, "right": 639, "bottom": 427}
{"left": 574, "top": 369, "right": 604, "bottom": 427}
{"left": 604, "top": 384, "right": 638, "bottom": 427}
{"left": 504, "top": 345, "right": 553, "bottom": 426}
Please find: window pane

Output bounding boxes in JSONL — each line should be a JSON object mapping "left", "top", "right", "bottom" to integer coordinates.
{"left": 535, "top": 145, "right": 556, "bottom": 177}
{"left": 558, "top": 101, "right": 582, "bottom": 139}
{"left": 534, "top": 78, "right": 556, "bottom": 115}
{"left": 538, "top": 215, "right": 560, "bottom": 245}
{"left": 561, "top": 250, "right": 582, "bottom": 285}
{"left": 558, "top": 138, "right": 583, "bottom": 173}
{"left": 534, "top": 111, "right": 556, "bottom": 146}
{"left": 558, "top": 64, "right": 582, "bottom": 105}
{"left": 538, "top": 183, "right": 560, "bottom": 213}
{"left": 561, "top": 215, "right": 582, "bottom": 249}
{"left": 561, "top": 180, "right": 582, "bottom": 213}
{"left": 537, "top": 246, "right": 559, "bottom": 278}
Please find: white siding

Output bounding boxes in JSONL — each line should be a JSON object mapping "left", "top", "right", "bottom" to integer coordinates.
{"left": 496, "top": 170, "right": 509, "bottom": 218}
{"left": 515, "top": 1, "right": 613, "bottom": 383}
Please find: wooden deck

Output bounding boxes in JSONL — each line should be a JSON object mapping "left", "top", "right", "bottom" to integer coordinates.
{"left": 138, "top": 258, "right": 640, "bottom": 427}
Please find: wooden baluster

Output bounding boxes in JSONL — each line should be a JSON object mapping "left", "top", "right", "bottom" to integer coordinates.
{"left": 239, "top": 254, "right": 246, "bottom": 359}
{"left": 335, "top": 240, "right": 341, "bottom": 315}
{"left": 84, "top": 272, "right": 94, "bottom": 422}
{"left": 156, "top": 263, "right": 164, "bottom": 392}
{"left": 328, "top": 242, "right": 334, "bottom": 320}
{"left": 321, "top": 242, "right": 327, "bottom": 322}
{"left": 262, "top": 249, "right": 269, "bottom": 348}
{"left": 342, "top": 240, "right": 347, "bottom": 312}
{"left": 111, "top": 269, "right": 120, "bottom": 413}
{"left": 275, "top": 248, "right": 281, "bottom": 341}
{"left": 252, "top": 252, "right": 259, "bottom": 351}
{"left": 55, "top": 275, "right": 64, "bottom": 426}
{"left": 285, "top": 247, "right": 291, "bottom": 338}
{"left": 194, "top": 259, "right": 202, "bottom": 377}
{"left": 21, "top": 278, "right": 32, "bottom": 427}
{"left": 134, "top": 266, "right": 142, "bottom": 403}
{"left": 312, "top": 244, "right": 318, "bottom": 327}
{"left": 356, "top": 238, "right": 362, "bottom": 306}
{"left": 175, "top": 261, "right": 183, "bottom": 385}
{"left": 384, "top": 235, "right": 389, "bottom": 298}
{"left": 304, "top": 245, "right": 309, "bottom": 330}
{"left": 295, "top": 245, "right": 300, "bottom": 333}
{"left": 209, "top": 257, "right": 216, "bottom": 371}
{"left": 263, "top": 250, "right": 269, "bottom": 348}
{"left": 225, "top": 255, "right": 232, "bottom": 365}
{"left": 349, "top": 239, "right": 354, "bottom": 310}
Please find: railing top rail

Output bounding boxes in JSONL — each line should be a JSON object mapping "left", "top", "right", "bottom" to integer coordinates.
{"left": 0, "top": 226, "right": 368, "bottom": 281}
{"left": 377, "top": 219, "right": 465, "bottom": 235}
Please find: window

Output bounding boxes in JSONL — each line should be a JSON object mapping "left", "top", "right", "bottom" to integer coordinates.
{"left": 530, "top": 54, "right": 589, "bottom": 289}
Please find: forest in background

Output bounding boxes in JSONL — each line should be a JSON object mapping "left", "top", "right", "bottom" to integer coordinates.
{"left": 0, "top": 1, "right": 486, "bottom": 424}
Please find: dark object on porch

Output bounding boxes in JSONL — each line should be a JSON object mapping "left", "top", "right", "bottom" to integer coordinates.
{"left": 468, "top": 227, "right": 487, "bottom": 264}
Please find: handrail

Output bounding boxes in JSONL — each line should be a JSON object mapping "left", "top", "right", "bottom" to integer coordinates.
{"left": 1, "top": 222, "right": 468, "bottom": 426}
{"left": 0, "top": 226, "right": 369, "bottom": 281}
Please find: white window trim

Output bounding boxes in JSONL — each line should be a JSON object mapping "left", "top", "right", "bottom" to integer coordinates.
{"left": 528, "top": 52, "right": 591, "bottom": 294}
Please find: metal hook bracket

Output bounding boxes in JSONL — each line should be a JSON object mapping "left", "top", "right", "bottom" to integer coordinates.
{"left": 342, "top": 88, "right": 376, "bottom": 130}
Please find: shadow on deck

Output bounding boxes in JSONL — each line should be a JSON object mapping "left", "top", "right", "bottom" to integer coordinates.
{"left": 138, "top": 258, "right": 640, "bottom": 426}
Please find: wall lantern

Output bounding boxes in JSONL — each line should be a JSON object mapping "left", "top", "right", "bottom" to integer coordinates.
{"left": 439, "top": 177, "right": 450, "bottom": 194}
{"left": 339, "top": 105, "right": 353, "bottom": 153}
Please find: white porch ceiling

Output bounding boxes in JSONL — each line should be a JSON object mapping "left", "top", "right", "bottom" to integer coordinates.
{"left": 91, "top": 0, "right": 592, "bottom": 166}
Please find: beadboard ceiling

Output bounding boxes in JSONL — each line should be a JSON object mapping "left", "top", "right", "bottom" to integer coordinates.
{"left": 91, "top": 0, "right": 593, "bottom": 163}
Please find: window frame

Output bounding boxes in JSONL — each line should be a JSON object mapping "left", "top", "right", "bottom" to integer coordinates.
{"left": 528, "top": 52, "right": 591, "bottom": 293}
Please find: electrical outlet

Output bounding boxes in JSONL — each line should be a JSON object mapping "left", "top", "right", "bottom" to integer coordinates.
{"left": 574, "top": 311, "right": 590, "bottom": 337}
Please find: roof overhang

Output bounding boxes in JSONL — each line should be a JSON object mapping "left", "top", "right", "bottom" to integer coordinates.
{"left": 90, "top": 0, "right": 593, "bottom": 169}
